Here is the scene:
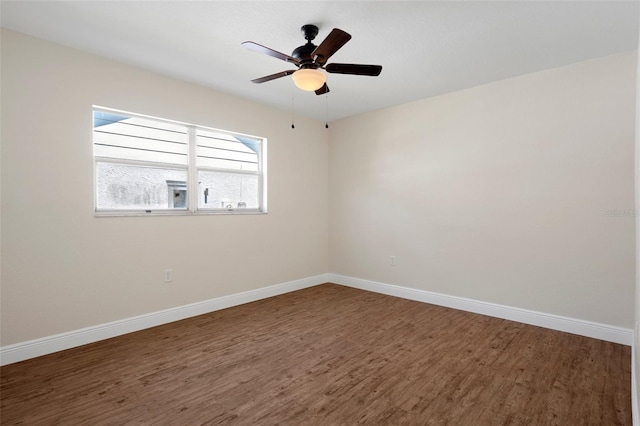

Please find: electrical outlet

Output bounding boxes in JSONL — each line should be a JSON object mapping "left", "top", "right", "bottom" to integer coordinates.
{"left": 390, "top": 256, "right": 397, "bottom": 266}
{"left": 164, "top": 269, "right": 173, "bottom": 282}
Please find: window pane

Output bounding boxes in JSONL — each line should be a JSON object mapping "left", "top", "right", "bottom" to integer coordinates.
{"left": 196, "top": 129, "right": 259, "bottom": 171}
{"left": 93, "top": 112, "right": 188, "bottom": 165}
{"left": 96, "top": 162, "right": 188, "bottom": 210}
{"left": 198, "top": 170, "right": 258, "bottom": 209}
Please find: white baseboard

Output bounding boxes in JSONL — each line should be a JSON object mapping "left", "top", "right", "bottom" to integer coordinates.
{"left": 0, "top": 274, "right": 329, "bottom": 366}
{"left": 633, "top": 345, "right": 639, "bottom": 426}
{"left": 2, "top": 273, "right": 632, "bottom": 366}
{"left": 329, "top": 273, "right": 633, "bottom": 346}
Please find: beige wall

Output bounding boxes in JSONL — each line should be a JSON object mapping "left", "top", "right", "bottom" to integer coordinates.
{"left": 0, "top": 30, "right": 329, "bottom": 346}
{"left": 329, "top": 51, "right": 637, "bottom": 328}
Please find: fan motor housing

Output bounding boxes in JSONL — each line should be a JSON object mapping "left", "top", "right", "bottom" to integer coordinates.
{"left": 292, "top": 43, "right": 317, "bottom": 64}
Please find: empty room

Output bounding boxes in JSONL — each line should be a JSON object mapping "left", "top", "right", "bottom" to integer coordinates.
{"left": 1, "top": 1, "right": 639, "bottom": 425}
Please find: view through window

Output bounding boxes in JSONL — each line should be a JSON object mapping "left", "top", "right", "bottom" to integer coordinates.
{"left": 93, "top": 108, "right": 265, "bottom": 214}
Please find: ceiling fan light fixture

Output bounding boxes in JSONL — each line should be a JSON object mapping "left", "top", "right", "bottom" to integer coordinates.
{"left": 292, "top": 68, "right": 326, "bottom": 91}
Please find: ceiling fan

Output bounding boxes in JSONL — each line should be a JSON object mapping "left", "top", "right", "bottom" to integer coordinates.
{"left": 242, "top": 24, "right": 382, "bottom": 95}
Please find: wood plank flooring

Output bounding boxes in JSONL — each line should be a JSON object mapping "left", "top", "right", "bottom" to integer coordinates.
{"left": 0, "top": 284, "right": 631, "bottom": 425}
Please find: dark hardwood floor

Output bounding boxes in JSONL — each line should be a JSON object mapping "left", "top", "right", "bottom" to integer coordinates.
{"left": 0, "top": 284, "right": 631, "bottom": 425}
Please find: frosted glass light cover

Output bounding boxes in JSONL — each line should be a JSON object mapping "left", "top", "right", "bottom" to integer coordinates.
{"left": 292, "top": 69, "right": 326, "bottom": 91}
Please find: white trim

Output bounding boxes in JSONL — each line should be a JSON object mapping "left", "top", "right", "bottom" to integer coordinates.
{"left": 2, "top": 273, "right": 632, "bottom": 366}
{"left": 187, "top": 125, "right": 198, "bottom": 212}
{"left": 329, "top": 273, "right": 633, "bottom": 346}
{"left": 633, "top": 339, "right": 639, "bottom": 426}
{"left": 0, "top": 274, "right": 328, "bottom": 366}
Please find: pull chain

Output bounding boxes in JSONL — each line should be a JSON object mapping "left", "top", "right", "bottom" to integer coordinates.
{"left": 325, "top": 92, "right": 329, "bottom": 129}
{"left": 291, "top": 87, "right": 295, "bottom": 129}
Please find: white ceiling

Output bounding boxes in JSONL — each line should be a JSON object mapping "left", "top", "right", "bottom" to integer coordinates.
{"left": 1, "top": 1, "right": 638, "bottom": 123}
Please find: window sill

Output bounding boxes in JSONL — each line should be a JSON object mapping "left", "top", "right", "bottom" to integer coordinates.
{"left": 94, "top": 209, "right": 267, "bottom": 217}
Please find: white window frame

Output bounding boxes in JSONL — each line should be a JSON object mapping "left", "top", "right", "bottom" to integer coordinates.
{"left": 93, "top": 106, "right": 267, "bottom": 216}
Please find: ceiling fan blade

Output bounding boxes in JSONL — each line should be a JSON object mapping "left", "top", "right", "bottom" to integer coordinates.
{"left": 325, "top": 63, "right": 382, "bottom": 76}
{"left": 315, "top": 83, "right": 330, "bottom": 95}
{"left": 242, "top": 41, "right": 300, "bottom": 65}
{"left": 311, "top": 28, "right": 351, "bottom": 66}
{"left": 251, "top": 70, "right": 295, "bottom": 84}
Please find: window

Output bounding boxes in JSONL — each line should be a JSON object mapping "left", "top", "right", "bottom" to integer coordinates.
{"left": 93, "top": 107, "right": 265, "bottom": 215}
